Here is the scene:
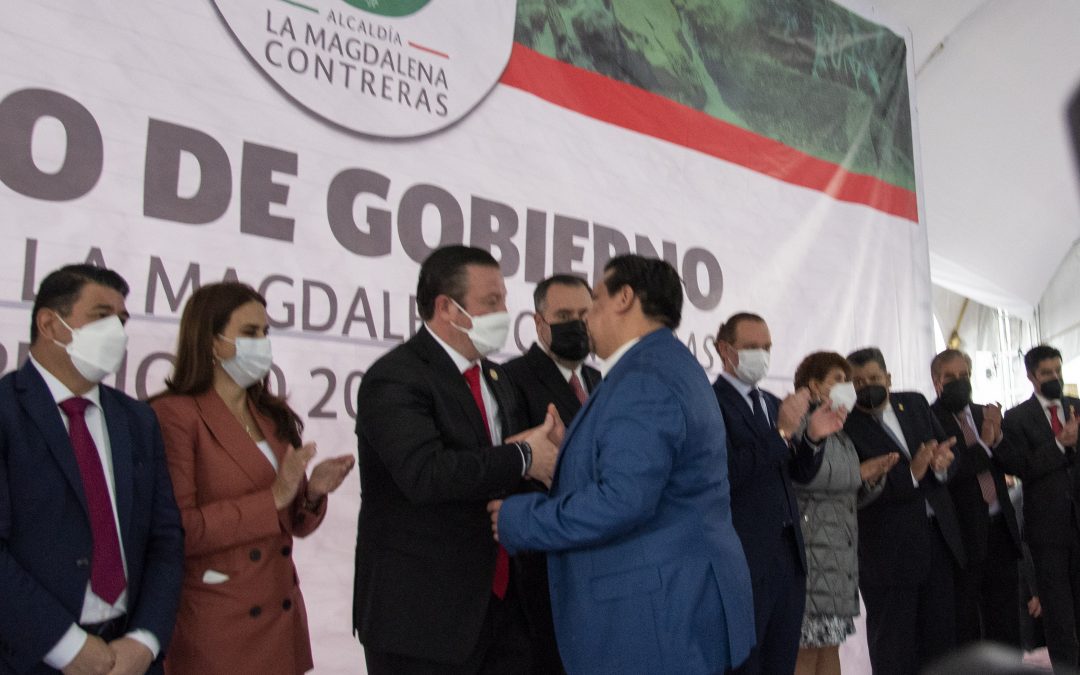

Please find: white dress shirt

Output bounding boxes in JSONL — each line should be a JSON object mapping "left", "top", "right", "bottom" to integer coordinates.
{"left": 425, "top": 327, "right": 528, "bottom": 475}
{"left": 1035, "top": 392, "right": 1069, "bottom": 453}
{"left": 879, "top": 402, "right": 946, "bottom": 508}
{"left": 29, "top": 357, "right": 159, "bottom": 667}
{"left": 597, "top": 337, "right": 641, "bottom": 379}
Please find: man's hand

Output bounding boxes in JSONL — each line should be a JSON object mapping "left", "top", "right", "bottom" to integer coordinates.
{"left": 806, "top": 402, "right": 848, "bottom": 443}
{"left": 930, "top": 438, "right": 957, "bottom": 474}
{"left": 106, "top": 638, "right": 153, "bottom": 675}
{"left": 1058, "top": 406, "right": 1079, "bottom": 448}
{"left": 1028, "top": 595, "right": 1042, "bottom": 619}
{"left": 486, "top": 499, "right": 503, "bottom": 542}
{"left": 544, "top": 403, "right": 565, "bottom": 448}
{"left": 61, "top": 635, "right": 115, "bottom": 675}
{"left": 860, "top": 452, "right": 899, "bottom": 485}
{"left": 777, "top": 388, "right": 812, "bottom": 439}
{"left": 910, "top": 441, "right": 936, "bottom": 482}
{"left": 509, "top": 413, "right": 559, "bottom": 487}
{"left": 980, "top": 403, "right": 1003, "bottom": 446}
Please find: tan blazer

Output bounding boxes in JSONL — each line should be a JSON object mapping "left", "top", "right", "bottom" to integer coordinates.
{"left": 152, "top": 390, "right": 327, "bottom": 675}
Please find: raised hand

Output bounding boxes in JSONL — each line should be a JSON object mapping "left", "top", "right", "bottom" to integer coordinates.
{"left": 860, "top": 452, "right": 899, "bottom": 485}
{"left": 806, "top": 401, "right": 848, "bottom": 443}
{"left": 272, "top": 442, "right": 317, "bottom": 510}
{"left": 777, "top": 388, "right": 812, "bottom": 439}
{"left": 306, "top": 454, "right": 356, "bottom": 503}
{"left": 1059, "top": 406, "right": 1079, "bottom": 447}
{"left": 981, "top": 403, "right": 1003, "bottom": 446}
{"left": 520, "top": 413, "right": 559, "bottom": 488}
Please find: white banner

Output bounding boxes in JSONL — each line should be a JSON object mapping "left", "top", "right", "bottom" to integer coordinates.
{"left": 0, "top": 1, "right": 930, "bottom": 670}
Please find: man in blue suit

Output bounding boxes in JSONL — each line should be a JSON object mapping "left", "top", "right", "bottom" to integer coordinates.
{"left": 712, "top": 313, "right": 838, "bottom": 675}
{"left": 0, "top": 265, "right": 183, "bottom": 675}
{"left": 489, "top": 255, "right": 755, "bottom": 674}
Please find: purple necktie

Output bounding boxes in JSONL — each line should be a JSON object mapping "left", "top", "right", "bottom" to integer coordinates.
{"left": 59, "top": 397, "right": 126, "bottom": 604}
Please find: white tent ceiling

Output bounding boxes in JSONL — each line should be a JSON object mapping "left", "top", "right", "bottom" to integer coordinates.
{"left": 850, "top": 0, "right": 1080, "bottom": 322}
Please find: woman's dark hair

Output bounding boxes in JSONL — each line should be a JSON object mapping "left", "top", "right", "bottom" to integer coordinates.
{"left": 794, "top": 351, "right": 851, "bottom": 390}
{"left": 164, "top": 282, "right": 303, "bottom": 447}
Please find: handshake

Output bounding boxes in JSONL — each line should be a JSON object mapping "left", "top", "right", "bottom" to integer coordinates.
{"left": 509, "top": 403, "right": 565, "bottom": 488}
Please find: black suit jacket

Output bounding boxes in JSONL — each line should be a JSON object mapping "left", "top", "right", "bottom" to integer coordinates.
{"left": 930, "top": 401, "right": 1022, "bottom": 564}
{"left": 0, "top": 360, "right": 184, "bottom": 674}
{"left": 712, "top": 375, "right": 822, "bottom": 579}
{"left": 997, "top": 394, "right": 1080, "bottom": 547}
{"left": 502, "top": 343, "right": 600, "bottom": 430}
{"left": 844, "top": 391, "right": 966, "bottom": 587}
{"left": 352, "top": 327, "right": 529, "bottom": 664}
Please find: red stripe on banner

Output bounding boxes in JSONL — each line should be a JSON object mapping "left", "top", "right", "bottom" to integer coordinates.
{"left": 499, "top": 43, "right": 918, "bottom": 223}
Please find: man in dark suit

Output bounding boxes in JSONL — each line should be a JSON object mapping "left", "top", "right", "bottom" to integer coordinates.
{"left": 490, "top": 255, "right": 756, "bottom": 673}
{"left": 352, "top": 246, "right": 561, "bottom": 674}
{"left": 712, "top": 312, "right": 843, "bottom": 675}
{"left": 995, "top": 344, "right": 1080, "bottom": 670}
{"left": 0, "top": 264, "right": 184, "bottom": 675}
{"left": 844, "top": 347, "right": 962, "bottom": 675}
{"left": 930, "top": 349, "right": 1023, "bottom": 648}
{"left": 501, "top": 274, "right": 599, "bottom": 674}
{"left": 504, "top": 274, "right": 601, "bottom": 431}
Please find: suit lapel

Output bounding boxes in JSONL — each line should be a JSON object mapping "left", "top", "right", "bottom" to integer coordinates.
{"left": 99, "top": 387, "right": 134, "bottom": 542}
{"left": 412, "top": 329, "right": 490, "bottom": 446}
{"left": 714, "top": 375, "right": 765, "bottom": 439}
{"left": 15, "top": 361, "right": 89, "bottom": 517}
{"left": 582, "top": 365, "right": 601, "bottom": 394}
{"left": 890, "top": 397, "right": 917, "bottom": 456}
{"left": 482, "top": 360, "right": 514, "bottom": 438}
{"left": 527, "top": 345, "right": 579, "bottom": 420}
{"left": 194, "top": 390, "right": 277, "bottom": 488}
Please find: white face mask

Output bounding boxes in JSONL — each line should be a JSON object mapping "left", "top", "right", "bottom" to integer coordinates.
{"left": 218, "top": 336, "right": 273, "bottom": 388}
{"left": 828, "top": 381, "right": 858, "bottom": 411}
{"left": 734, "top": 348, "right": 770, "bottom": 385}
{"left": 451, "top": 299, "right": 510, "bottom": 357}
{"left": 54, "top": 314, "right": 128, "bottom": 384}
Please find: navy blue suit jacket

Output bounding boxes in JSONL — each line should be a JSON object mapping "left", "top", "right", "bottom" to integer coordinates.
{"left": 0, "top": 360, "right": 184, "bottom": 673}
{"left": 712, "top": 374, "right": 821, "bottom": 579}
{"left": 498, "top": 329, "right": 756, "bottom": 674}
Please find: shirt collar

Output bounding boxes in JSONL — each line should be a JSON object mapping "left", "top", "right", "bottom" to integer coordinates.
{"left": 597, "top": 337, "right": 641, "bottom": 379}
{"left": 29, "top": 354, "right": 102, "bottom": 410}
{"left": 539, "top": 343, "right": 583, "bottom": 383}
{"left": 425, "top": 324, "right": 475, "bottom": 374}
{"left": 719, "top": 370, "right": 755, "bottom": 398}
{"left": 1035, "top": 392, "right": 1062, "bottom": 408}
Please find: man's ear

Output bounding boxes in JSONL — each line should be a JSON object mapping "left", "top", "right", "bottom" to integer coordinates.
{"left": 613, "top": 285, "right": 635, "bottom": 315}
{"left": 886, "top": 372, "right": 893, "bottom": 389}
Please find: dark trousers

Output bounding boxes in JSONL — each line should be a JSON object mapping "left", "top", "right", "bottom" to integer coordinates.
{"left": 863, "top": 519, "right": 957, "bottom": 675}
{"left": 1030, "top": 530, "right": 1080, "bottom": 671}
{"left": 729, "top": 526, "right": 805, "bottom": 675}
{"left": 955, "top": 515, "right": 1022, "bottom": 648}
{"left": 364, "top": 590, "right": 533, "bottom": 675}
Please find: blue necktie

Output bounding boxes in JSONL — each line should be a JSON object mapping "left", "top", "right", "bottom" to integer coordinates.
{"left": 749, "top": 389, "right": 771, "bottom": 434}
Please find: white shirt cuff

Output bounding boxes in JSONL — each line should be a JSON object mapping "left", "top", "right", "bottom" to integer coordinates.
{"left": 934, "top": 468, "right": 949, "bottom": 482}
{"left": 910, "top": 471, "right": 919, "bottom": 488}
{"left": 44, "top": 623, "right": 88, "bottom": 670}
{"left": 126, "top": 629, "right": 160, "bottom": 660}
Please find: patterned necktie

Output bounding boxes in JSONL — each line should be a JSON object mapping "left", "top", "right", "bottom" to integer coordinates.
{"left": 748, "top": 389, "right": 771, "bottom": 433}
{"left": 1049, "top": 404, "right": 1064, "bottom": 436}
{"left": 958, "top": 411, "right": 998, "bottom": 507}
{"left": 569, "top": 372, "right": 588, "bottom": 405}
{"left": 463, "top": 366, "right": 510, "bottom": 600}
{"left": 59, "top": 397, "right": 126, "bottom": 604}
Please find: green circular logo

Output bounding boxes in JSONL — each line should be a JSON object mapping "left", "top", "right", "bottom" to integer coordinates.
{"left": 343, "top": 0, "right": 431, "bottom": 17}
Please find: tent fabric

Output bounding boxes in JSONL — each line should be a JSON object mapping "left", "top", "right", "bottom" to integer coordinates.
{"left": 847, "top": 0, "right": 1080, "bottom": 325}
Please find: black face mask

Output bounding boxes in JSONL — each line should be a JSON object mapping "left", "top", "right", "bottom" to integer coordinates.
{"left": 940, "top": 378, "right": 973, "bottom": 413}
{"left": 548, "top": 319, "right": 590, "bottom": 361}
{"left": 1040, "top": 378, "right": 1064, "bottom": 401}
{"left": 855, "top": 384, "right": 888, "bottom": 410}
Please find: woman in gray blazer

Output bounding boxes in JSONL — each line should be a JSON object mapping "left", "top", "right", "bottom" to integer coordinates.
{"left": 793, "top": 352, "right": 899, "bottom": 675}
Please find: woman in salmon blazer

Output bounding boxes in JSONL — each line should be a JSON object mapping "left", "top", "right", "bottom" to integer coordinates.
{"left": 151, "top": 282, "right": 354, "bottom": 674}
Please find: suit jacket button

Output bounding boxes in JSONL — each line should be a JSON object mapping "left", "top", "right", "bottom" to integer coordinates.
{"left": 249, "top": 548, "right": 261, "bottom": 562}
{"left": 282, "top": 598, "right": 293, "bottom": 610}
{"left": 281, "top": 545, "right": 292, "bottom": 557}
{"left": 249, "top": 606, "right": 262, "bottom": 618}
{"left": 75, "top": 558, "right": 90, "bottom": 569}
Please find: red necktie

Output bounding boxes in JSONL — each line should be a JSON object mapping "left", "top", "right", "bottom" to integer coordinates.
{"left": 957, "top": 412, "right": 998, "bottom": 507}
{"left": 569, "top": 372, "right": 588, "bottom": 405}
{"left": 1049, "top": 404, "right": 1064, "bottom": 436}
{"left": 59, "top": 397, "right": 126, "bottom": 604}
{"left": 463, "top": 366, "right": 510, "bottom": 600}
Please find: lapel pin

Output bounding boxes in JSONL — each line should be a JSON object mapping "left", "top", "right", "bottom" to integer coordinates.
{"left": 489, "top": 369, "right": 498, "bottom": 381}
{"left": 898, "top": 403, "right": 905, "bottom": 412}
